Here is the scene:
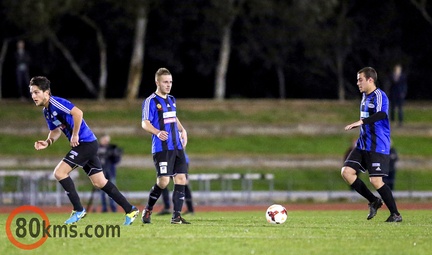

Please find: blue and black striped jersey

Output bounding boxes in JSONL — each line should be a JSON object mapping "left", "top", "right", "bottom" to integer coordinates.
{"left": 142, "top": 93, "right": 184, "bottom": 154}
{"left": 43, "top": 96, "right": 97, "bottom": 142}
{"left": 356, "top": 88, "right": 390, "bottom": 154}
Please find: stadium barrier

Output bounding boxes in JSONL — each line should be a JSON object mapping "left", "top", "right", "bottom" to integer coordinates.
{"left": 2, "top": 169, "right": 432, "bottom": 206}
{"left": 188, "top": 173, "right": 275, "bottom": 204}
{"left": 0, "top": 170, "right": 79, "bottom": 206}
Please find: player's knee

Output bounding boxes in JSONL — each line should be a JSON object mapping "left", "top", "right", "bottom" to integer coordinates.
{"left": 369, "top": 177, "right": 384, "bottom": 188}
{"left": 157, "top": 177, "right": 170, "bottom": 188}
{"left": 53, "top": 171, "right": 66, "bottom": 181}
{"left": 340, "top": 167, "right": 348, "bottom": 177}
{"left": 341, "top": 167, "right": 355, "bottom": 178}
{"left": 174, "top": 174, "right": 187, "bottom": 185}
{"left": 92, "top": 182, "right": 104, "bottom": 189}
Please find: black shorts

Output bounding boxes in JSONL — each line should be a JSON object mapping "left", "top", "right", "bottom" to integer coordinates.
{"left": 344, "top": 148, "right": 389, "bottom": 177}
{"left": 63, "top": 140, "right": 103, "bottom": 176}
{"left": 153, "top": 149, "right": 188, "bottom": 177}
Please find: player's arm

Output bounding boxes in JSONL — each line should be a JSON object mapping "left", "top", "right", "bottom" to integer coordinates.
{"left": 345, "top": 111, "right": 386, "bottom": 130}
{"left": 142, "top": 120, "right": 168, "bottom": 141}
{"left": 34, "top": 128, "right": 62, "bottom": 150}
{"left": 70, "top": 106, "right": 83, "bottom": 147}
{"left": 176, "top": 118, "right": 187, "bottom": 147}
{"left": 362, "top": 111, "right": 386, "bottom": 124}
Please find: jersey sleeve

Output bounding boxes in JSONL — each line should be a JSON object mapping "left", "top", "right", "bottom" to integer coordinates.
{"left": 142, "top": 97, "right": 156, "bottom": 122}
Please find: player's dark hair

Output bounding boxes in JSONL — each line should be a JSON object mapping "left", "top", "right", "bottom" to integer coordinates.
{"left": 29, "top": 76, "right": 51, "bottom": 92}
{"left": 358, "top": 67, "right": 378, "bottom": 83}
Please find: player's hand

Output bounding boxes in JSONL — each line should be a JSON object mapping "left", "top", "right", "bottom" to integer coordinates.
{"left": 180, "top": 131, "right": 188, "bottom": 147}
{"left": 344, "top": 120, "right": 363, "bottom": 130}
{"left": 34, "top": 140, "right": 48, "bottom": 150}
{"left": 70, "top": 134, "right": 80, "bottom": 147}
{"left": 156, "top": 131, "right": 169, "bottom": 141}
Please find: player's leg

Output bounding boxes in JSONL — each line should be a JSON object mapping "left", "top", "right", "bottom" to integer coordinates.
{"left": 157, "top": 187, "right": 171, "bottom": 215}
{"left": 88, "top": 171, "right": 139, "bottom": 224}
{"left": 88, "top": 171, "right": 134, "bottom": 213}
{"left": 397, "top": 100, "right": 404, "bottom": 126}
{"left": 342, "top": 149, "right": 383, "bottom": 220}
{"left": 172, "top": 173, "right": 188, "bottom": 223}
{"left": 341, "top": 166, "right": 378, "bottom": 201}
{"left": 171, "top": 150, "right": 190, "bottom": 224}
{"left": 142, "top": 176, "right": 169, "bottom": 223}
{"left": 54, "top": 161, "right": 84, "bottom": 213}
{"left": 143, "top": 150, "right": 172, "bottom": 223}
{"left": 184, "top": 184, "right": 194, "bottom": 214}
{"left": 368, "top": 153, "right": 402, "bottom": 222}
{"left": 101, "top": 190, "right": 108, "bottom": 212}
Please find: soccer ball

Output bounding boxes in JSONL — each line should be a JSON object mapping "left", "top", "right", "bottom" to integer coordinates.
{"left": 266, "top": 204, "right": 288, "bottom": 224}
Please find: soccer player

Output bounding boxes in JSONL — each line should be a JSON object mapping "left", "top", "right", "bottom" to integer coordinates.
{"left": 141, "top": 67, "right": 190, "bottom": 224}
{"left": 341, "top": 67, "right": 402, "bottom": 222}
{"left": 29, "top": 76, "right": 139, "bottom": 225}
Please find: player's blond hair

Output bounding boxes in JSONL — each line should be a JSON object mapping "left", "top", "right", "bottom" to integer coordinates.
{"left": 155, "top": 68, "right": 171, "bottom": 82}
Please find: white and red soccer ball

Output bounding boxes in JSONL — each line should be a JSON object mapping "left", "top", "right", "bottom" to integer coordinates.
{"left": 266, "top": 204, "right": 288, "bottom": 224}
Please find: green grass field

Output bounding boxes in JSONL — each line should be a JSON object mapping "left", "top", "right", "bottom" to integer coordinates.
{"left": 1, "top": 210, "right": 431, "bottom": 255}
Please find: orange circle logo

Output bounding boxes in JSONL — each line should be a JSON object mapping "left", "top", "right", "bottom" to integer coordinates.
{"left": 5, "top": 205, "right": 50, "bottom": 250}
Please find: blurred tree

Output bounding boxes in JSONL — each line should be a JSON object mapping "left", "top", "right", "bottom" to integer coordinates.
{"left": 0, "top": 39, "right": 10, "bottom": 99}
{"left": 411, "top": 0, "right": 432, "bottom": 25}
{"left": 2, "top": 0, "right": 101, "bottom": 97}
{"left": 0, "top": 0, "right": 135, "bottom": 100}
{"left": 125, "top": 0, "right": 152, "bottom": 100}
{"left": 237, "top": 0, "right": 337, "bottom": 99}
{"left": 301, "top": 0, "right": 354, "bottom": 101}
{"left": 0, "top": 1, "right": 26, "bottom": 100}
{"left": 213, "top": 0, "right": 245, "bottom": 100}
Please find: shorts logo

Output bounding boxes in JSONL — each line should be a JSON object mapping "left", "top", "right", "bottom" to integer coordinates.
{"left": 159, "top": 162, "right": 168, "bottom": 174}
{"left": 69, "top": 150, "right": 78, "bottom": 159}
{"left": 372, "top": 162, "right": 381, "bottom": 171}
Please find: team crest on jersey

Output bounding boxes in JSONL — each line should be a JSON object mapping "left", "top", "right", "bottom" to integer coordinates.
{"left": 156, "top": 104, "right": 162, "bottom": 110}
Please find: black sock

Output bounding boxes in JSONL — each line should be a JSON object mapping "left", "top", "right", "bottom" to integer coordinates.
{"left": 172, "top": 184, "right": 185, "bottom": 218}
{"left": 185, "top": 185, "right": 194, "bottom": 212}
{"left": 146, "top": 184, "right": 163, "bottom": 211}
{"left": 377, "top": 184, "right": 400, "bottom": 215}
{"left": 350, "top": 178, "right": 377, "bottom": 203}
{"left": 101, "top": 181, "right": 133, "bottom": 213}
{"left": 59, "top": 177, "right": 83, "bottom": 211}
{"left": 161, "top": 188, "right": 170, "bottom": 209}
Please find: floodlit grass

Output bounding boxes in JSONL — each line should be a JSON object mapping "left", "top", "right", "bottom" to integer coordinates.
{"left": 1, "top": 210, "right": 431, "bottom": 255}
{"left": 2, "top": 133, "right": 432, "bottom": 157}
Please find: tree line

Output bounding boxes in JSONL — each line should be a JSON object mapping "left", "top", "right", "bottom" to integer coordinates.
{"left": 1, "top": 0, "right": 431, "bottom": 100}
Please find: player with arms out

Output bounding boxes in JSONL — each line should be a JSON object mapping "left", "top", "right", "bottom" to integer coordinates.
{"left": 341, "top": 67, "right": 402, "bottom": 222}
{"left": 30, "top": 76, "right": 139, "bottom": 225}
{"left": 141, "top": 67, "right": 190, "bottom": 224}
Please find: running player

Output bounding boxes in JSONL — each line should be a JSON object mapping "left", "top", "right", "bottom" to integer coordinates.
{"left": 141, "top": 67, "right": 190, "bottom": 224}
{"left": 341, "top": 67, "right": 402, "bottom": 222}
{"left": 30, "top": 76, "right": 139, "bottom": 225}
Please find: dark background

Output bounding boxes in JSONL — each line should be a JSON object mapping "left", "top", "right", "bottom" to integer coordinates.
{"left": 1, "top": 0, "right": 432, "bottom": 100}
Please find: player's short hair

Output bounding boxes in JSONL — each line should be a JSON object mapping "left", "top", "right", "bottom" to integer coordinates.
{"left": 358, "top": 67, "right": 378, "bottom": 83}
{"left": 155, "top": 68, "right": 171, "bottom": 82}
{"left": 29, "top": 76, "right": 51, "bottom": 92}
